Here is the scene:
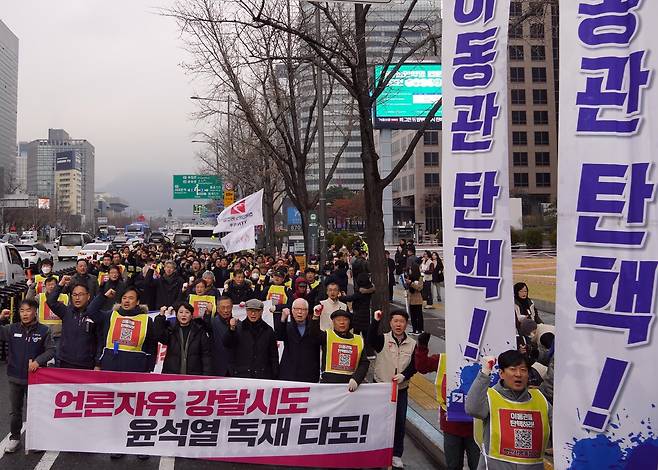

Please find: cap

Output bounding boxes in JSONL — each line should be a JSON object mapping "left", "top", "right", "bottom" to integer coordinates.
{"left": 244, "top": 298, "right": 264, "bottom": 310}
{"left": 330, "top": 309, "right": 351, "bottom": 320}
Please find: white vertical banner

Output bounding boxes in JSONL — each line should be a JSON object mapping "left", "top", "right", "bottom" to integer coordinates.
{"left": 221, "top": 224, "right": 256, "bottom": 254}
{"left": 440, "top": 0, "right": 515, "bottom": 421}
{"left": 555, "top": 2, "right": 658, "bottom": 468}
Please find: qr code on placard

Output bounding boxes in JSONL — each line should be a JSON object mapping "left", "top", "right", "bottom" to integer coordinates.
{"left": 514, "top": 429, "right": 532, "bottom": 450}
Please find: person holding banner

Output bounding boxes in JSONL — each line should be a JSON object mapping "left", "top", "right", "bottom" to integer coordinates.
{"left": 312, "top": 308, "right": 369, "bottom": 391}
{"left": 0, "top": 300, "right": 55, "bottom": 454}
{"left": 46, "top": 276, "right": 100, "bottom": 369}
{"left": 186, "top": 279, "right": 217, "bottom": 318}
{"left": 26, "top": 276, "right": 68, "bottom": 340}
{"left": 223, "top": 298, "right": 279, "bottom": 379}
{"left": 260, "top": 268, "right": 291, "bottom": 306}
{"left": 465, "top": 350, "right": 551, "bottom": 469}
{"left": 368, "top": 309, "right": 417, "bottom": 469}
{"left": 154, "top": 302, "right": 212, "bottom": 375}
{"left": 415, "top": 333, "right": 479, "bottom": 470}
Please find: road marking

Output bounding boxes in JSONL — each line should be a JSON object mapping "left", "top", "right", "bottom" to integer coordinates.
{"left": 34, "top": 451, "right": 59, "bottom": 470}
{"left": 0, "top": 422, "right": 26, "bottom": 459}
{"left": 159, "top": 456, "right": 175, "bottom": 470}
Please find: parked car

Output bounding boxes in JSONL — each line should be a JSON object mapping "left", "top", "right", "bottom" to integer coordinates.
{"left": 173, "top": 233, "right": 192, "bottom": 249}
{"left": 19, "top": 231, "right": 38, "bottom": 244}
{"left": 0, "top": 242, "right": 26, "bottom": 286}
{"left": 77, "top": 242, "right": 111, "bottom": 261}
{"left": 14, "top": 243, "right": 53, "bottom": 270}
{"left": 58, "top": 232, "right": 94, "bottom": 261}
{"left": 0, "top": 233, "right": 21, "bottom": 245}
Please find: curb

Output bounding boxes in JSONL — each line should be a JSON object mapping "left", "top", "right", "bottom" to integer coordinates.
{"left": 405, "top": 407, "right": 446, "bottom": 468}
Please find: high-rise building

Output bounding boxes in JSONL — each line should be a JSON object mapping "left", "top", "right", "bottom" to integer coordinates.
{"left": 0, "top": 20, "right": 19, "bottom": 196}
{"left": 26, "top": 129, "right": 95, "bottom": 221}
{"left": 54, "top": 151, "right": 83, "bottom": 215}
{"left": 14, "top": 141, "right": 28, "bottom": 193}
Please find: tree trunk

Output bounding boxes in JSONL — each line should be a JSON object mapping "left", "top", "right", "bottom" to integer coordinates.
{"left": 262, "top": 183, "right": 276, "bottom": 253}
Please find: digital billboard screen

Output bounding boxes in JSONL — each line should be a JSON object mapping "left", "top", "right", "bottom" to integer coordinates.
{"left": 373, "top": 63, "right": 442, "bottom": 129}
{"left": 55, "top": 151, "right": 77, "bottom": 171}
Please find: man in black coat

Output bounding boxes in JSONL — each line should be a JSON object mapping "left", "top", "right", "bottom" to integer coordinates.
{"left": 207, "top": 296, "right": 235, "bottom": 376}
{"left": 223, "top": 298, "right": 279, "bottom": 379}
{"left": 65, "top": 259, "right": 99, "bottom": 298}
{"left": 144, "top": 261, "right": 184, "bottom": 309}
{"left": 273, "top": 298, "right": 321, "bottom": 383}
{"left": 385, "top": 250, "right": 396, "bottom": 302}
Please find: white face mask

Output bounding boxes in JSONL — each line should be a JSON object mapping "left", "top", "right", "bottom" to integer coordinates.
{"left": 42, "top": 267, "right": 52, "bottom": 274}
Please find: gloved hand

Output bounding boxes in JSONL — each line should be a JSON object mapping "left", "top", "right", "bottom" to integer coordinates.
{"left": 313, "top": 304, "right": 323, "bottom": 318}
{"left": 480, "top": 356, "right": 496, "bottom": 375}
{"left": 373, "top": 310, "right": 383, "bottom": 321}
{"left": 393, "top": 374, "right": 406, "bottom": 383}
{"left": 417, "top": 332, "right": 431, "bottom": 348}
{"left": 348, "top": 378, "right": 359, "bottom": 392}
{"left": 239, "top": 302, "right": 246, "bottom": 308}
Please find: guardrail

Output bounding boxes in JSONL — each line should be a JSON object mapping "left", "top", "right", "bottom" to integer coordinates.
{"left": 385, "top": 245, "right": 557, "bottom": 258}
{"left": 0, "top": 266, "right": 77, "bottom": 362}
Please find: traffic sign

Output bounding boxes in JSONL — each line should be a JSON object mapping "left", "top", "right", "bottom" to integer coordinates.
{"left": 193, "top": 204, "right": 207, "bottom": 215}
{"left": 224, "top": 190, "right": 235, "bottom": 206}
{"left": 173, "top": 175, "right": 223, "bottom": 199}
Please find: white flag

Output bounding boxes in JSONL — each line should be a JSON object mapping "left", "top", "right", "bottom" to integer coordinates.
{"left": 215, "top": 189, "right": 264, "bottom": 232}
{"left": 221, "top": 225, "right": 255, "bottom": 254}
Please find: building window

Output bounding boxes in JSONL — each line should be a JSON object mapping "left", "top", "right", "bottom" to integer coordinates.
{"left": 535, "top": 152, "right": 550, "bottom": 166}
{"left": 424, "top": 152, "right": 439, "bottom": 166}
{"left": 509, "top": 24, "right": 523, "bottom": 39}
{"left": 424, "top": 173, "right": 440, "bottom": 188}
{"left": 514, "top": 173, "right": 529, "bottom": 187}
{"left": 512, "top": 110, "right": 527, "bottom": 125}
{"left": 534, "top": 110, "right": 549, "bottom": 125}
{"left": 423, "top": 131, "right": 439, "bottom": 146}
{"left": 533, "top": 89, "right": 548, "bottom": 105}
{"left": 409, "top": 174, "right": 415, "bottom": 190}
{"left": 530, "top": 23, "right": 545, "bottom": 39}
{"left": 512, "top": 131, "right": 528, "bottom": 146}
{"left": 513, "top": 152, "right": 529, "bottom": 166}
{"left": 532, "top": 67, "right": 547, "bottom": 83}
{"left": 509, "top": 45, "right": 524, "bottom": 61}
{"left": 510, "top": 2, "right": 522, "bottom": 17}
{"left": 511, "top": 89, "right": 526, "bottom": 105}
{"left": 531, "top": 45, "right": 546, "bottom": 61}
{"left": 510, "top": 67, "right": 525, "bottom": 83}
{"left": 536, "top": 172, "right": 551, "bottom": 187}
{"left": 534, "top": 131, "right": 550, "bottom": 145}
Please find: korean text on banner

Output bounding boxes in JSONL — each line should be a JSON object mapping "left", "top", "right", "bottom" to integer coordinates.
{"left": 221, "top": 225, "right": 256, "bottom": 254}
{"left": 26, "top": 369, "right": 395, "bottom": 468}
{"left": 554, "top": 2, "right": 658, "bottom": 468}
{"left": 215, "top": 189, "right": 264, "bottom": 232}
{"left": 440, "top": 0, "right": 515, "bottom": 422}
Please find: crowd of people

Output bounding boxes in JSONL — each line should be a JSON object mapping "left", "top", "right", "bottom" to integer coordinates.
{"left": 0, "top": 237, "right": 554, "bottom": 469}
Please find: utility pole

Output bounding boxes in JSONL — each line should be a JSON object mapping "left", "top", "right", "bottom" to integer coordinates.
{"left": 315, "top": 6, "right": 327, "bottom": 269}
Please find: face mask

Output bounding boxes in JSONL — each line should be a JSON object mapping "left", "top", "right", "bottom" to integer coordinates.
{"left": 251, "top": 273, "right": 260, "bottom": 281}
{"left": 42, "top": 267, "right": 52, "bottom": 274}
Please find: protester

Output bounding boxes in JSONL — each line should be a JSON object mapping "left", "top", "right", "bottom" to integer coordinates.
{"left": 317, "top": 282, "right": 347, "bottom": 331}
{"left": 274, "top": 298, "right": 321, "bottom": 383}
{"left": 0, "top": 301, "right": 55, "bottom": 453}
{"left": 99, "top": 265, "right": 127, "bottom": 311}
{"left": 259, "top": 268, "right": 290, "bottom": 305}
{"left": 465, "top": 350, "right": 551, "bottom": 469}
{"left": 514, "top": 282, "right": 543, "bottom": 332}
{"left": 350, "top": 249, "right": 369, "bottom": 280}
{"left": 415, "top": 332, "right": 479, "bottom": 470}
{"left": 206, "top": 296, "right": 235, "bottom": 376}
{"left": 223, "top": 298, "right": 279, "bottom": 379}
{"left": 187, "top": 279, "right": 217, "bottom": 318}
{"left": 65, "top": 259, "right": 99, "bottom": 298}
{"left": 312, "top": 308, "right": 369, "bottom": 391}
{"left": 96, "top": 253, "right": 113, "bottom": 286}
{"left": 340, "top": 272, "right": 374, "bottom": 339}
{"left": 405, "top": 264, "right": 424, "bottom": 334}
{"left": 154, "top": 302, "right": 212, "bottom": 375}
{"left": 145, "top": 261, "right": 184, "bottom": 309}
{"left": 223, "top": 269, "right": 256, "bottom": 304}
{"left": 26, "top": 276, "right": 67, "bottom": 342}
{"left": 33, "top": 258, "right": 56, "bottom": 294}
{"left": 368, "top": 309, "right": 416, "bottom": 469}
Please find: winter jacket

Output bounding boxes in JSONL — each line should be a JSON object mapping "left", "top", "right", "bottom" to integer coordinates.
{"left": 65, "top": 273, "right": 99, "bottom": 298}
{"left": 146, "top": 271, "right": 184, "bottom": 309}
{"left": 99, "top": 279, "right": 128, "bottom": 311}
{"left": 394, "top": 250, "right": 406, "bottom": 275}
{"left": 514, "top": 299, "right": 543, "bottom": 331}
{"left": 206, "top": 315, "right": 235, "bottom": 376}
{"left": 340, "top": 286, "right": 374, "bottom": 334}
{"left": 212, "top": 267, "right": 231, "bottom": 288}
{"left": 350, "top": 256, "right": 369, "bottom": 280}
{"left": 129, "top": 271, "right": 154, "bottom": 309}
{"left": 87, "top": 300, "right": 158, "bottom": 373}
{"left": 432, "top": 258, "right": 445, "bottom": 283}
{"left": 465, "top": 372, "right": 552, "bottom": 470}
{"left": 273, "top": 314, "right": 321, "bottom": 383}
{"left": 46, "top": 285, "right": 100, "bottom": 369}
{"left": 223, "top": 318, "right": 279, "bottom": 379}
{"left": 368, "top": 319, "right": 416, "bottom": 389}
{"left": 224, "top": 279, "right": 256, "bottom": 304}
{"left": 153, "top": 316, "right": 212, "bottom": 375}
{"left": 0, "top": 319, "right": 55, "bottom": 384}
{"left": 407, "top": 279, "right": 424, "bottom": 305}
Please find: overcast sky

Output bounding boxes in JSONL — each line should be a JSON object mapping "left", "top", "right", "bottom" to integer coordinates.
{"left": 3, "top": 1, "right": 211, "bottom": 216}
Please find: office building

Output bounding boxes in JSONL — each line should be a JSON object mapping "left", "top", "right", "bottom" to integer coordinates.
{"left": 14, "top": 142, "right": 28, "bottom": 193}
{"left": 26, "top": 129, "right": 95, "bottom": 221}
{"left": 54, "top": 150, "right": 83, "bottom": 215}
{"left": 0, "top": 20, "right": 18, "bottom": 196}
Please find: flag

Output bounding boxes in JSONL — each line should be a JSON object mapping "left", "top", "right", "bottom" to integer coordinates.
{"left": 214, "top": 189, "right": 264, "bottom": 232}
{"left": 221, "top": 225, "right": 255, "bottom": 254}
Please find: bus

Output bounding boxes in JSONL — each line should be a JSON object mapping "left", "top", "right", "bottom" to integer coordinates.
{"left": 180, "top": 225, "right": 217, "bottom": 239}
{"left": 125, "top": 222, "right": 150, "bottom": 240}
{"left": 97, "top": 225, "right": 117, "bottom": 241}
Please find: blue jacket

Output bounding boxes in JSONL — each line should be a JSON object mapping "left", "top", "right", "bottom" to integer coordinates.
{"left": 47, "top": 285, "right": 100, "bottom": 368}
{"left": 0, "top": 320, "right": 55, "bottom": 384}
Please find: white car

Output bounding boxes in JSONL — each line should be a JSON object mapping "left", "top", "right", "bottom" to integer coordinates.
{"left": 0, "top": 242, "right": 26, "bottom": 286}
{"left": 14, "top": 243, "right": 54, "bottom": 269}
{"left": 77, "top": 242, "right": 111, "bottom": 261}
{"left": 20, "top": 231, "right": 38, "bottom": 244}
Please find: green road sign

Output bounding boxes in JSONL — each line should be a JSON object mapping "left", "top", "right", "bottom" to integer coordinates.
{"left": 173, "top": 175, "right": 223, "bottom": 199}
{"left": 192, "top": 204, "right": 208, "bottom": 215}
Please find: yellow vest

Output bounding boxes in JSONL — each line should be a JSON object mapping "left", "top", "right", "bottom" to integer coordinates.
{"left": 435, "top": 353, "right": 447, "bottom": 412}
{"left": 284, "top": 279, "right": 292, "bottom": 289}
{"left": 324, "top": 329, "right": 364, "bottom": 375}
{"left": 105, "top": 311, "right": 149, "bottom": 352}
{"left": 97, "top": 270, "right": 111, "bottom": 286}
{"left": 266, "top": 285, "right": 288, "bottom": 305}
{"left": 485, "top": 388, "right": 550, "bottom": 465}
{"left": 38, "top": 292, "right": 69, "bottom": 325}
{"left": 35, "top": 274, "right": 59, "bottom": 295}
{"left": 188, "top": 294, "right": 217, "bottom": 318}
{"left": 310, "top": 279, "right": 320, "bottom": 290}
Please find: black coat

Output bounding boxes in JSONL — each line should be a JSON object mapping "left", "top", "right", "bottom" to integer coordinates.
{"left": 341, "top": 287, "right": 373, "bottom": 334}
{"left": 394, "top": 250, "right": 407, "bottom": 275}
{"left": 273, "top": 314, "right": 321, "bottom": 383}
{"left": 99, "top": 279, "right": 127, "bottom": 311}
{"left": 153, "top": 316, "right": 212, "bottom": 375}
{"left": 146, "top": 271, "right": 184, "bottom": 309}
{"left": 207, "top": 315, "right": 234, "bottom": 376}
{"left": 223, "top": 318, "right": 279, "bottom": 379}
{"left": 224, "top": 280, "right": 256, "bottom": 304}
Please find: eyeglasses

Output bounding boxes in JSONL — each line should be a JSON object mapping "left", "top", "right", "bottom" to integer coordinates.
{"left": 71, "top": 293, "right": 89, "bottom": 298}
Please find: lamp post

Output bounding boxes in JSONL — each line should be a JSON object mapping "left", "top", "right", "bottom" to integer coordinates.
{"left": 314, "top": 6, "right": 327, "bottom": 270}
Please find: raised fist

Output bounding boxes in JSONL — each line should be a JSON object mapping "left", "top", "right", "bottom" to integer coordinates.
{"left": 105, "top": 288, "right": 116, "bottom": 299}
{"left": 281, "top": 308, "right": 290, "bottom": 321}
{"left": 159, "top": 306, "right": 167, "bottom": 316}
{"left": 374, "top": 310, "right": 383, "bottom": 321}
{"left": 480, "top": 356, "right": 496, "bottom": 375}
{"left": 239, "top": 302, "right": 245, "bottom": 308}
{"left": 229, "top": 318, "right": 237, "bottom": 330}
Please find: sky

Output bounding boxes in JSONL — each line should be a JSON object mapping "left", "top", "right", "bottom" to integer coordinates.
{"left": 3, "top": 0, "right": 213, "bottom": 216}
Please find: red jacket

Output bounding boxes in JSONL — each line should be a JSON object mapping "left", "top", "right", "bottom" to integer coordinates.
{"left": 415, "top": 345, "right": 474, "bottom": 438}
